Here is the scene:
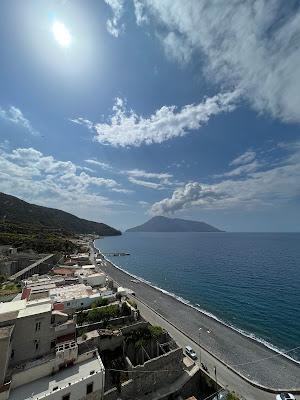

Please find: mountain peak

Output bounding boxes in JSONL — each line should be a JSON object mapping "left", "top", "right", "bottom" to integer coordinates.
{"left": 126, "top": 216, "right": 223, "bottom": 233}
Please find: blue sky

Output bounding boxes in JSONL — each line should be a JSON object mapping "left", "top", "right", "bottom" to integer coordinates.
{"left": 0, "top": 0, "right": 299, "bottom": 231}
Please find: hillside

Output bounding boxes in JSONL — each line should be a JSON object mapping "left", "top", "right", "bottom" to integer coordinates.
{"left": 0, "top": 192, "right": 121, "bottom": 236}
{"left": 126, "top": 216, "right": 223, "bottom": 232}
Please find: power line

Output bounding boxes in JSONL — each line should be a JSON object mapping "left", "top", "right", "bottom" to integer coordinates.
{"left": 230, "top": 344, "right": 300, "bottom": 367}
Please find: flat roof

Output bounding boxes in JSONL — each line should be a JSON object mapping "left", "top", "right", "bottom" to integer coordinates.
{"left": 18, "top": 303, "right": 52, "bottom": 318}
{"left": 0, "top": 300, "right": 26, "bottom": 314}
{"left": 10, "top": 354, "right": 103, "bottom": 400}
{"left": 27, "top": 298, "right": 52, "bottom": 307}
{"left": 49, "top": 284, "right": 93, "bottom": 301}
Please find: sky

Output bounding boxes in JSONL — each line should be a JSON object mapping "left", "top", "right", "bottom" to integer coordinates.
{"left": 0, "top": 0, "right": 300, "bottom": 232}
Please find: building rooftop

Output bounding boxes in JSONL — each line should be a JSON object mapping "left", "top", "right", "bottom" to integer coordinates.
{"left": 17, "top": 303, "right": 52, "bottom": 318}
{"left": 0, "top": 300, "right": 52, "bottom": 322}
{"left": 0, "top": 300, "right": 26, "bottom": 314}
{"left": 9, "top": 352, "right": 104, "bottom": 400}
{"left": 49, "top": 284, "right": 94, "bottom": 302}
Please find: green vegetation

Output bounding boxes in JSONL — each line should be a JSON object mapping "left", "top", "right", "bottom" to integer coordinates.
{"left": 0, "top": 191, "right": 121, "bottom": 236}
{"left": 227, "top": 393, "right": 240, "bottom": 400}
{"left": 148, "top": 325, "right": 164, "bottom": 339}
{"left": 91, "top": 298, "right": 109, "bottom": 308}
{"left": 127, "top": 299, "right": 137, "bottom": 309}
{"left": 0, "top": 282, "right": 22, "bottom": 296}
{"left": 77, "top": 304, "right": 120, "bottom": 325}
{"left": 124, "top": 325, "right": 164, "bottom": 348}
{"left": 0, "top": 228, "right": 79, "bottom": 253}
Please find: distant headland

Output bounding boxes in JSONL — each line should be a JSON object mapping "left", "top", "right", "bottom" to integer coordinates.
{"left": 126, "top": 216, "right": 223, "bottom": 232}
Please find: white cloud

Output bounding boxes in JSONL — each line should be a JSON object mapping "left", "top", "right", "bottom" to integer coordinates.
{"left": 139, "top": 0, "right": 300, "bottom": 123}
{"left": 230, "top": 150, "right": 257, "bottom": 167}
{"left": 163, "top": 32, "right": 193, "bottom": 64}
{"left": 71, "top": 92, "right": 238, "bottom": 147}
{"left": 112, "top": 187, "right": 133, "bottom": 194}
{"left": 0, "top": 147, "right": 131, "bottom": 221}
{"left": 150, "top": 141, "right": 300, "bottom": 215}
{"left": 0, "top": 106, "right": 39, "bottom": 135}
{"left": 128, "top": 176, "right": 163, "bottom": 189}
{"left": 125, "top": 168, "right": 174, "bottom": 189}
{"left": 69, "top": 117, "right": 93, "bottom": 130}
{"left": 104, "top": 0, "right": 124, "bottom": 37}
{"left": 125, "top": 168, "right": 172, "bottom": 180}
{"left": 85, "top": 159, "right": 112, "bottom": 170}
{"left": 223, "top": 160, "right": 261, "bottom": 177}
{"left": 133, "top": 0, "right": 148, "bottom": 25}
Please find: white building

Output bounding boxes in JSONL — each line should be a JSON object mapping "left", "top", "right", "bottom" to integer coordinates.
{"left": 75, "top": 270, "right": 106, "bottom": 288}
{"left": 49, "top": 284, "right": 114, "bottom": 312}
{"left": 8, "top": 349, "right": 105, "bottom": 400}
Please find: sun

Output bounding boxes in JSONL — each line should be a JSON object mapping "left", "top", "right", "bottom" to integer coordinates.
{"left": 52, "top": 21, "right": 72, "bottom": 47}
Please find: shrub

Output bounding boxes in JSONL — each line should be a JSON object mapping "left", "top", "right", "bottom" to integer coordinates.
{"left": 91, "top": 298, "right": 108, "bottom": 308}
{"left": 128, "top": 299, "right": 137, "bottom": 309}
{"left": 227, "top": 393, "right": 240, "bottom": 400}
{"left": 149, "top": 325, "right": 164, "bottom": 339}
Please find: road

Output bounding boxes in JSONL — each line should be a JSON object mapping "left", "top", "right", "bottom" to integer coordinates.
{"left": 90, "top": 246, "right": 300, "bottom": 399}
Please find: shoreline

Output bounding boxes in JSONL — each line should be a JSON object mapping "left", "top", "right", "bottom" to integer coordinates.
{"left": 93, "top": 241, "right": 299, "bottom": 365}
{"left": 93, "top": 239, "right": 300, "bottom": 390}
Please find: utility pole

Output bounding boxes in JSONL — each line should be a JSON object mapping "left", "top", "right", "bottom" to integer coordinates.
{"left": 198, "top": 328, "right": 202, "bottom": 365}
{"left": 214, "top": 366, "right": 219, "bottom": 399}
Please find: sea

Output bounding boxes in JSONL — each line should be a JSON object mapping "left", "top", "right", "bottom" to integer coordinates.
{"left": 95, "top": 232, "right": 300, "bottom": 361}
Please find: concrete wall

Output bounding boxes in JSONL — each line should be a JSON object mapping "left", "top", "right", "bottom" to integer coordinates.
{"left": 104, "top": 347, "right": 183, "bottom": 400}
{"left": 0, "top": 257, "right": 38, "bottom": 277}
{"left": 11, "top": 356, "right": 56, "bottom": 389}
{"left": 124, "top": 347, "right": 183, "bottom": 398}
{"left": 0, "top": 329, "right": 13, "bottom": 386}
{"left": 11, "top": 311, "right": 55, "bottom": 366}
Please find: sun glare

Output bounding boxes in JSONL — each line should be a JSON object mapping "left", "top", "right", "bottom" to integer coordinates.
{"left": 52, "top": 21, "right": 72, "bottom": 47}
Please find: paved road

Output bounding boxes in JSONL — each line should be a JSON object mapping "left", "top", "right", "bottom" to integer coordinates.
{"left": 95, "top": 253, "right": 300, "bottom": 395}
{"left": 135, "top": 296, "right": 275, "bottom": 400}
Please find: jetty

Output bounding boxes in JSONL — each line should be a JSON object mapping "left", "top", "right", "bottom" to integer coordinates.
{"left": 103, "top": 252, "right": 130, "bottom": 256}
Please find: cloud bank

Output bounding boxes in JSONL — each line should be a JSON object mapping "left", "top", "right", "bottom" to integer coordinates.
{"left": 139, "top": 0, "right": 300, "bottom": 123}
{"left": 71, "top": 92, "right": 238, "bottom": 147}
{"left": 151, "top": 144, "right": 300, "bottom": 215}
{"left": 0, "top": 147, "right": 127, "bottom": 220}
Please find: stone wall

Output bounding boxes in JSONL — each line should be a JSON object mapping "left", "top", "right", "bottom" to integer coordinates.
{"left": 104, "top": 347, "right": 183, "bottom": 400}
{"left": 125, "top": 347, "right": 183, "bottom": 398}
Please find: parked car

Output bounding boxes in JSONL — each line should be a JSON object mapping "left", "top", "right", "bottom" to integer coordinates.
{"left": 276, "top": 394, "right": 295, "bottom": 400}
{"left": 185, "top": 345, "right": 197, "bottom": 360}
{"left": 212, "top": 390, "right": 229, "bottom": 400}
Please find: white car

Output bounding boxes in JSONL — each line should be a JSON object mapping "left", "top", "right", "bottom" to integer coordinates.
{"left": 185, "top": 345, "right": 197, "bottom": 360}
{"left": 276, "top": 394, "right": 295, "bottom": 400}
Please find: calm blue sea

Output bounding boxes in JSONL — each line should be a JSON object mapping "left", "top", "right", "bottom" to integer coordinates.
{"left": 95, "top": 232, "right": 300, "bottom": 360}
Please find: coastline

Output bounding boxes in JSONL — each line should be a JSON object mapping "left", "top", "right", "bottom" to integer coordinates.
{"left": 93, "top": 240, "right": 299, "bottom": 364}
{"left": 93, "top": 239, "right": 300, "bottom": 391}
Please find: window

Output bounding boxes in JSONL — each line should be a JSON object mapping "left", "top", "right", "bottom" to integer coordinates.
{"left": 35, "top": 341, "right": 39, "bottom": 350}
{"left": 50, "top": 340, "right": 56, "bottom": 349}
{"left": 11, "top": 349, "right": 14, "bottom": 359}
{"left": 51, "top": 314, "right": 55, "bottom": 324}
{"left": 86, "top": 382, "right": 93, "bottom": 394}
{"left": 62, "top": 394, "right": 70, "bottom": 400}
{"left": 66, "top": 302, "right": 70, "bottom": 306}
{"left": 35, "top": 321, "right": 41, "bottom": 331}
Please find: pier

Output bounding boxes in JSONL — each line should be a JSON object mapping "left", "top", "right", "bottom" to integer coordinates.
{"left": 102, "top": 252, "right": 130, "bottom": 256}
